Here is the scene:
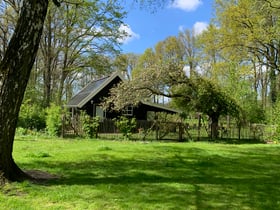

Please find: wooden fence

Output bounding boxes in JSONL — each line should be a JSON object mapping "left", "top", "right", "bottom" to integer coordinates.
{"left": 62, "top": 116, "right": 272, "bottom": 142}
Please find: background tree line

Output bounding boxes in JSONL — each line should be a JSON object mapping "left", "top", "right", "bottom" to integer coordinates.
{"left": 1, "top": 0, "right": 279, "bottom": 135}
{"left": 1, "top": 0, "right": 128, "bottom": 107}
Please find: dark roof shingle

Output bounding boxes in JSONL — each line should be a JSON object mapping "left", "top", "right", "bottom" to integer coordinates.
{"left": 66, "top": 76, "right": 110, "bottom": 107}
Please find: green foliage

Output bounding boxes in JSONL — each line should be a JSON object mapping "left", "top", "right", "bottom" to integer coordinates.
{"left": 80, "top": 111, "right": 100, "bottom": 138}
{"left": 18, "top": 99, "right": 46, "bottom": 131}
{"left": 114, "top": 116, "right": 137, "bottom": 140}
{"left": 244, "top": 102, "right": 266, "bottom": 124}
{"left": 270, "top": 100, "right": 280, "bottom": 142}
{"left": 46, "top": 104, "right": 63, "bottom": 136}
{"left": 15, "top": 127, "right": 28, "bottom": 136}
{"left": 213, "top": 0, "right": 280, "bottom": 105}
{"left": 172, "top": 74, "right": 242, "bottom": 138}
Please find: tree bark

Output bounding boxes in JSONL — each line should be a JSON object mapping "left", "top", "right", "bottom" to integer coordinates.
{"left": 210, "top": 114, "right": 219, "bottom": 139}
{"left": 0, "top": 0, "right": 49, "bottom": 181}
{"left": 44, "top": 11, "right": 53, "bottom": 108}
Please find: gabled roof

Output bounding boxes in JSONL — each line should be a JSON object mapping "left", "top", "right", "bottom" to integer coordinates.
{"left": 66, "top": 71, "right": 180, "bottom": 114}
{"left": 66, "top": 71, "right": 125, "bottom": 108}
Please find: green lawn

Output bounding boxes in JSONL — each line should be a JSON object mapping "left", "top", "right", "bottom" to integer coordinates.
{"left": 1, "top": 137, "right": 280, "bottom": 209}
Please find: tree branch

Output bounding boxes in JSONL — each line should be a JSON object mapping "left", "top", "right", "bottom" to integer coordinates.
{"left": 263, "top": 0, "right": 280, "bottom": 9}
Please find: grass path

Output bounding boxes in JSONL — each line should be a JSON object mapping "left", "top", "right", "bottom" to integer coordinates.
{"left": 1, "top": 137, "right": 280, "bottom": 209}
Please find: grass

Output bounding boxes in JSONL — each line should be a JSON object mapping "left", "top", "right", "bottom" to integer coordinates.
{"left": 1, "top": 137, "right": 280, "bottom": 209}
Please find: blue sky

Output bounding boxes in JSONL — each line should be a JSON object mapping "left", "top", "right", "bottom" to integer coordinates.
{"left": 120, "top": 0, "right": 214, "bottom": 54}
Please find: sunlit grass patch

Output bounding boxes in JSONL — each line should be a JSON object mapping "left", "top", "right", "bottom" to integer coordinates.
{"left": 1, "top": 138, "right": 280, "bottom": 209}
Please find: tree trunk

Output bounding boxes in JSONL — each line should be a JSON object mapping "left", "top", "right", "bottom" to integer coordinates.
{"left": 57, "top": 69, "right": 68, "bottom": 105}
{"left": 210, "top": 115, "right": 219, "bottom": 139}
{"left": 0, "top": 0, "right": 49, "bottom": 181}
{"left": 43, "top": 11, "right": 53, "bottom": 107}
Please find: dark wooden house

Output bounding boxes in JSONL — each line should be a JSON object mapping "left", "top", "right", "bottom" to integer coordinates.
{"left": 65, "top": 72, "right": 179, "bottom": 120}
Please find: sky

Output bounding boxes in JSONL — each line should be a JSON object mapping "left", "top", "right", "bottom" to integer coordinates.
{"left": 120, "top": 0, "right": 214, "bottom": 54}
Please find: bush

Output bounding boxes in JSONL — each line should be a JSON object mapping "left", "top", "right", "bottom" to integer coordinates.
{"left": 80, "top": 111, "right": 100, "bottom": 138}
{"left": 114, "top": 116, "right": 136, "bottom": 140}
{"left": 266, "top": 99, "right": 280, "bottom": 142}
{"left": 245, "top": 103, "right": 266, "bottom": 124}
{"left": 46, "top": 104, "right": 63, "bottom": 136}
{"left": 16, "top": 127, "right": 28, "bottom": 136}
{"left": 18, "top": 100, "right": 46, "bottom": 131}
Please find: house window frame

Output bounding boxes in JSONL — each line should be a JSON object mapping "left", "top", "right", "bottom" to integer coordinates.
{"left": 122, "top": 105, "right": 133, "bottom": 116}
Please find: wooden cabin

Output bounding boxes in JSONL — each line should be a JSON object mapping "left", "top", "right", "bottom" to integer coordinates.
{"left": 65, "top": 72, "right": 179, "bottom": 121}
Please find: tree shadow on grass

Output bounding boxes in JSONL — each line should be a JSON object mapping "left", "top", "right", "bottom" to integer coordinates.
{"left": 196, "top": 137, "right": 265, "bottom": 144}
{"left": 19, "top": 145, "right": 280, "bottom": 209}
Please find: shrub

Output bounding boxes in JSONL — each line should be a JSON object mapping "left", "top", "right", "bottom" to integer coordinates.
{"left": 80, "top": 111, "right": 100, "bottom": 138}
{"left": 46, "top": 104, "right": 63, "bottom": 136}
{"left": 18, "top": 100, "right": 46, "bottom": 131}
{"left": 267, "top": 99, "right": 280, "bottom": 142}
{"left": 114, "top": 116, "right": 136, "bottom": 140}
{"left": 16, "top": 127, "right": 28, "bottom": 136}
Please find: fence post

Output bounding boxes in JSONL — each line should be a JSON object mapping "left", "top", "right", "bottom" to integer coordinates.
{"left": 178, "top": 123, "right": 183, "bottom": 142}
{"left": 197, "top": 113, "right": 201, "bottom": 141}
{"left": 155, "top": 120, "right": 159, "bottom": 140}
{"left": 61, "top": 114, "right": 65, "bottom": 138}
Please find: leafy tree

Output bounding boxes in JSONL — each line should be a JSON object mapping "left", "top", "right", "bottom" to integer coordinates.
{"left": 113, "top": 53, "right": 140, "bottom": 80}
{"left": 0, "top": 0, "right": 20, "bottom": 59}
{"left": 43, "top": 0, "right": 127, "bottom": 106}
{"left": 197, "top": 8, "right": 269, "bottom": 122}
{"left": 213, "top": 0, "right": 280, "bottom": 104}
{"left": 178, "top": 28, "right": 198, "bottom": 75}
{"left": 0, "top": 0, "right": 49, "bottom": 182}
{"left": 174, "top": 73, "right": 242, "bottom": 138}
{"left": 105, "top": 32, "right": 242, "bottom": 139}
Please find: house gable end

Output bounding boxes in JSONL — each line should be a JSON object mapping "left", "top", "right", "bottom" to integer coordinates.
{"left": 66, "top": 72, "right": 125, "bottom": 108}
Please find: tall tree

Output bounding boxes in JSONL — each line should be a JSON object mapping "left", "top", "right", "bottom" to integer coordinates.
{"left": 38, "top": 0, "right": 127, "bottom": 106}
{"left": 214, "top": 0, "right": 280, "bottom": 104}
{"left": 0, "top": 0, "right": 49, "bottom": 181}
{"left": 113, "top": 53, "right": 140, "bottom": 80}
{"left": 178, "top": 29, "right": 198, "bottom": 76}
{"left": 0, "top": 0, "right": 20, "bottom": 59}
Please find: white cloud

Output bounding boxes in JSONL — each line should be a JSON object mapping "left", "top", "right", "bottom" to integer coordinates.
{"left": 178, "top": 22, "right": 208, "bottom": 36}
{"left": 170, "top": 0, "right": 203, "bottom": 12}
{"left": 178, "top": 25, "right": 185, "bottom": 32}
{"left": 193, "top": 21, "right": 208, "bottom": 36}
{"left": 118, "top": 24, "right": 140, "bottom": 44}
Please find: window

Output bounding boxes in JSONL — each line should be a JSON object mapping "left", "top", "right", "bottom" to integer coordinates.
{"left": 122, "top": 105, "right": 133, "bottom": 116}
{"left": 96, "top": 106, "right": 104, "bottom": 119}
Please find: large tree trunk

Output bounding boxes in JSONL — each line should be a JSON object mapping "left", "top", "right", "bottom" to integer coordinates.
{"left": 0, "top": 0, "right": 49, "bottom": 181}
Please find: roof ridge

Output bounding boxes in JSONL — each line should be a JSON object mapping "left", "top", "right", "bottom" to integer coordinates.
{"left": 92, "top": 75, "right": 110, "bottom": 82}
